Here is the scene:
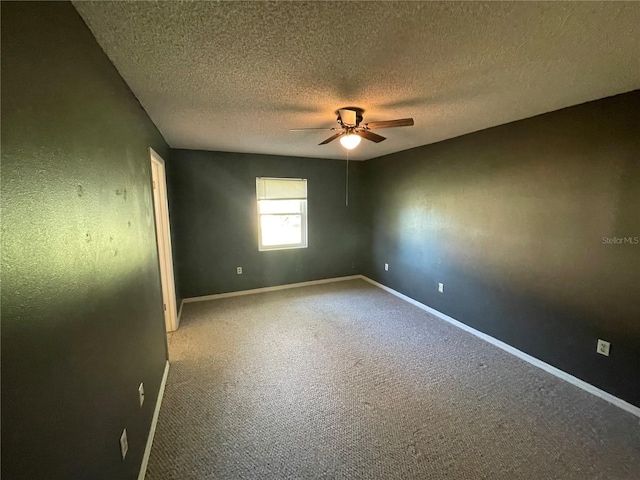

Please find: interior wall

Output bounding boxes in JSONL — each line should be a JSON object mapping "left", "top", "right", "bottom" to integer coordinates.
{"left": 1, "top": 3, "right": 169, "bottom": 479}
{"left": 166, "top": 149, "right": 366, "bottom": 298}
{"left": 364, "top": 91, "right": 640, "bottom": 408}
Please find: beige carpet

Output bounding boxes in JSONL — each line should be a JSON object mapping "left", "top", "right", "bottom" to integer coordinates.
{"left": 146, "top": 279, "right": 640, "bottom": 479}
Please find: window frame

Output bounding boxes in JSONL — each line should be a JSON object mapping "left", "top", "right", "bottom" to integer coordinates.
{"left": 256, "top": 178, "right": 308, "bottom": 252}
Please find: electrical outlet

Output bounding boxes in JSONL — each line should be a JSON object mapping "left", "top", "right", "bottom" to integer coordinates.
{"left": 120, "top": 429, "right": 128, "bottom": 460}
{"left": 138, "top": 383, "right": 145, "bottom": 407}
{"left": 236, "top": 266, "right": 242, "bottom": 275}
{"left": 596, "top": 339, "right": 610, "bottom": 356}
{"left": 384, "top": 263, "right": 389, "bottom": 271}
{"left": 438, "top": 283, "right": 444, "bottom": 293}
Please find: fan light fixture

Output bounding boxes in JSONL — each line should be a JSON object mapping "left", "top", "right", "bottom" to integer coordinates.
{"left": 289, "top": 107, "right": 414, "bottom": 148}
{"left": 340, "top": 133, "right": 361, "bottom": 150}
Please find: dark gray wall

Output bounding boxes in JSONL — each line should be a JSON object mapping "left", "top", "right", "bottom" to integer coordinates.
{"left": 167, "top": 150, "right": 366, "bottom": 298}
{"left": 364, "top": 91, "right": 640, "bottom": 407}
{"left": 1, "top": 3, "right": 169, "bottom": 479}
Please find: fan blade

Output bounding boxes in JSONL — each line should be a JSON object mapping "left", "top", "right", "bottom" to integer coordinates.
{"left": 289, "top": 127, "right": 338, "bottom": 131}
{"left": 363, "top": 118, "right": 414, "bottom": 129}
{"left": 356, "top": 130, "right": 386, "bottom": 143}
{"left": 319, "top": 132, "right": 344, "bottom": 145}
{"left": 339, "top": 108, "right": 357, "bottom": 126}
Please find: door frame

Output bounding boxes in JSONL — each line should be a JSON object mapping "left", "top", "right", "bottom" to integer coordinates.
{"left": 149, "top": 148, "right": 179, "bottom": 332}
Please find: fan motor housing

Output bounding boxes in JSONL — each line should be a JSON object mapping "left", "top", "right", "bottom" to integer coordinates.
{"left": 336, "top": 107, "right": 364, "bottom": 127}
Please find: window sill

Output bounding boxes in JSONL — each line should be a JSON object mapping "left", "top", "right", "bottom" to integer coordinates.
{"left": 258, "top": 244, "right": 308, "bottom": 252}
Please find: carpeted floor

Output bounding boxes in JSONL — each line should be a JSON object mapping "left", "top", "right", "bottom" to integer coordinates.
{"left": 146, "top": 279, "right": 640, "bottom": 479}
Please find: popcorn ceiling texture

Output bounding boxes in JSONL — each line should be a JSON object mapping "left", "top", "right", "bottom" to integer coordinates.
{"left": 73, "top": 1, "right": 640, "bottom": 161}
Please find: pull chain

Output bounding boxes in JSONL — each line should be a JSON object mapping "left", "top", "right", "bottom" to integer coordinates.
{"left": 346, "top": 149, "right": 349, "bottom": 206}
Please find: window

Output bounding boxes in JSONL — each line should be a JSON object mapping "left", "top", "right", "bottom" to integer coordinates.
{"left": 256, "top": 177, "right": 307, "bottom": 251}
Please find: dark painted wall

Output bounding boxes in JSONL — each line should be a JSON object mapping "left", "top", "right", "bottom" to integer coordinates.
{"left": 364, "top": 91, "right": 640, "bottom": 407}
{"left": 1, "top": 3, "right": 169, "bottom": 479}
{"left": 167, "top": 150, "right": 366, "bottom": 298}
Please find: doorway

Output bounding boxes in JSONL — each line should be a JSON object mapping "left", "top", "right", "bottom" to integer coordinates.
{"left": 150, "top": 148, "right": 179, "bottom": 332}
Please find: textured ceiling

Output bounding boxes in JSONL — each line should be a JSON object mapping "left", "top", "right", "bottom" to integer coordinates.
{"left": 73, "top": 1, "right": 640, "bottom": 161}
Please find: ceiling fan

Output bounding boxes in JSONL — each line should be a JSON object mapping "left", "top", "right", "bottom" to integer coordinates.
{"left": 289, "top": 107, "right": 414, "bottom": 149}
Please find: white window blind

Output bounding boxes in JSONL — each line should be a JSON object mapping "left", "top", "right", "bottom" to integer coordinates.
{"left": 256, "top": 177, "right": 307, "bottom": 200}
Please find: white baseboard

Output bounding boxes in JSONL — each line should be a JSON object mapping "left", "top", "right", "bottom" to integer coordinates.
{"left": 138, "top": 360, "right": 170, "bottom": 480}
{"left": 360, "top": 276, "right": 640, "bottom": 419}
{"left": 182, "top": 275, "right": 362, "bottom": 304}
